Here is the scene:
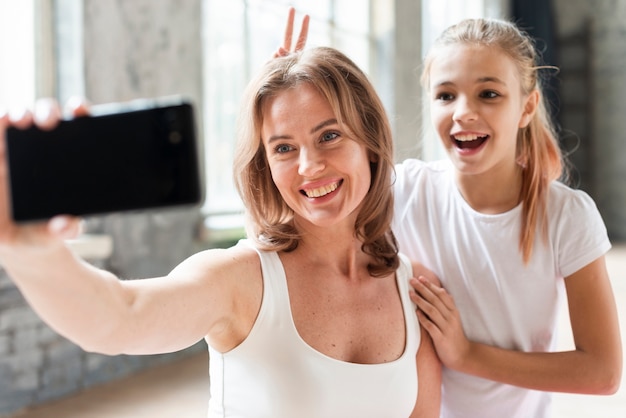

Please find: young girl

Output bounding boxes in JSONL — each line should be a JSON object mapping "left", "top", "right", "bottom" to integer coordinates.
{"left": 395, "top": 18, "right": 622, "bottom": 417}
{"left": 277, "top": 11, "right": 622, "bottom": 418}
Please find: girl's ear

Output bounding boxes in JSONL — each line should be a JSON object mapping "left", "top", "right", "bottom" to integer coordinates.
{"left": 519, "top": 89, "right": 540, "bottom": 128}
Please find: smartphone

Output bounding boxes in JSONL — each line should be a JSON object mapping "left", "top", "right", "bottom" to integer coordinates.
{"left": 6, "top": 97, "right": 203, "bottom": 222}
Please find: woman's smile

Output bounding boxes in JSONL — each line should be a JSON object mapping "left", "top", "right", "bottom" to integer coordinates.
{"left": 301, "top": 179, "right": 342, "bottom": 198}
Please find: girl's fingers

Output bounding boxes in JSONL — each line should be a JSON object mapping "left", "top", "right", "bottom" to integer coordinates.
{"left": 415, "top": 276, "right": 457, "bottom": 311}
{"left": 281, "top": 7, "right": 296, "bottom": 51}
{"left": 416, "top": 308, "right": 442, "bottom": 338}
{"left": 277, "top": 7, "right": 309, "bottom": 57}
{"left": 293, "top": 14, "right": 310, "bottom": 52}
{"left": 411, "top": 276, "right": 440, "bottom": 304}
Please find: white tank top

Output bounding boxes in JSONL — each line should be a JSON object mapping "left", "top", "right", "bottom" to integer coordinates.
{"left": 207, "top": 241, "right": 420, "bottom": 418}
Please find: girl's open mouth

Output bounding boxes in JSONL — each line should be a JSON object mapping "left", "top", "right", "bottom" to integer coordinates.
{"left": 454, "top": 135, "right": 489, "bottom": 150}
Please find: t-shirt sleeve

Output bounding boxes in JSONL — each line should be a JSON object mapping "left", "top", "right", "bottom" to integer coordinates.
{"left": 557, "top": 188, "right": 612, "bottom": 278}
{"left": 393, "top": 159, "right": 421, "bottom": 196}
{"left": 393, "top": 159, "right": 427, "bottom": 216}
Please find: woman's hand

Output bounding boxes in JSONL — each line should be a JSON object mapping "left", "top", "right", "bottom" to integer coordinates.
{"left": 0, "top": 98, "right": 88, "bottom": 253}
{"left": 410, "top": 276, "right": 472, "bottom": 370}
{"left": 272, "top": 7, "right": 309, "bottom": 58}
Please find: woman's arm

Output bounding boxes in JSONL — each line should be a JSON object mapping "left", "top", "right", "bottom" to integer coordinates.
{"left": 409, "top": 261, "right": 441, "bottom": 417}
{"left": 0, "top": 106, "right": 261, "bottom": 357}
{"left": 412, "top": 256, "right": 622, "bottom": 394}
{"left": 410, "top": 327, "right": 441, "bottom": 417}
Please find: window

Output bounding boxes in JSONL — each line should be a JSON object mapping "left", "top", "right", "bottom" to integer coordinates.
{"left": 0, "top": 0, "right": 36, "bottom": 108}
{"left": 422, "top": 0, "right": 507, "bottom": 51}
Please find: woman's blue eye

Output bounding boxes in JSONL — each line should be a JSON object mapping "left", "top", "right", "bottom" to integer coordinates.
{"left": 275, "top": 144, "right": 292, "bottom": 154}
{"left": 321, "top": 132, "right": 339, "bottom": 142}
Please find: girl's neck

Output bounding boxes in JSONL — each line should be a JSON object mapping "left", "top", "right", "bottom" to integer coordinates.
{"left": 455, "top": 164, "right": 523, "bottom": 214}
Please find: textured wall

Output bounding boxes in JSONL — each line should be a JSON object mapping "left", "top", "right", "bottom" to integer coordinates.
{"left": 0, "top": 0, "right": 205, "bottom": 415}
{"left": 553, "top": 0, "right": 626, "bottom": 240}
{"left": 588, "top": 0, "right": 626, "bottom": 240}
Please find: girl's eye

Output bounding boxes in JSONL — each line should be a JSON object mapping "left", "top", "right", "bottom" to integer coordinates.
{"left": 321, "top": 131, "right": 339, "bottom": 142}
{"left": 435, "top": 92, "right": 454, "bottom": 101}
{"left": 481, "top": 90, "right": 499, "bottom": 99}
{"left": 275, "top": 144, "right": 293, "bottom": 154}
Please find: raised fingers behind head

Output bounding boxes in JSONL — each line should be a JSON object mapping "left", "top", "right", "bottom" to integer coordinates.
{"left": 273, "top": 7, "right": 310, "bottom": 58}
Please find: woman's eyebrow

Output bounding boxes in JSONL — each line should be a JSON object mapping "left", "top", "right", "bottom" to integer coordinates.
{"left": 267, "top": 118, "right": 338, "bottom": 143}
{"left": 310, "top": 118, "right": 338, "bottom": 134}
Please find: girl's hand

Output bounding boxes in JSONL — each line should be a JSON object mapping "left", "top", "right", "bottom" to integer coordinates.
{"left": 0, "top": 98, "right": 88, "bottom": 252}
{"left": 272, "top": 7, "right": 309, "bottom": 58}
{"left": 410, "top": 277, "right": 471, "bottom": 370}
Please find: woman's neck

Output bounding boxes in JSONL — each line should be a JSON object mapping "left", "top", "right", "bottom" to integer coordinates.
{"left": 291, "top": 221, "right": 370, "bottom": 281}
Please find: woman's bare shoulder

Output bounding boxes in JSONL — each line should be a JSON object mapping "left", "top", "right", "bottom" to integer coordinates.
{"left": 170, "top": 241, "right": 262, "bottom": 280}
{"left": 410, "top": 260, "right": 441, "bottom": 286}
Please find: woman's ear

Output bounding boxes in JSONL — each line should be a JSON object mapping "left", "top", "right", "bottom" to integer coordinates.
{"left": 519, "top": 89, "right": 540, "bottom": 128}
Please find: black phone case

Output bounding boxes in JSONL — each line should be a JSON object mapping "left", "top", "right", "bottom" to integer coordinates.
{"left": 6, "top": 100, "right": 203, "bottom": 222}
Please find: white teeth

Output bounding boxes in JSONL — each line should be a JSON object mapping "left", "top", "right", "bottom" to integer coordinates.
{"left": 454, "top": 134, "right": 486, "bottom": 141}
{"left": 304, "top": 182, "right": 339, "bottom": 198}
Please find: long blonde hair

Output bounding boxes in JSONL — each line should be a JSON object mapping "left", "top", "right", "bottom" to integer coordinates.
{"left": 422, "top": 18, "right": 563, "bottom": 263}
{"left": 233, "top": 47, "right": 398, "bottom": 276}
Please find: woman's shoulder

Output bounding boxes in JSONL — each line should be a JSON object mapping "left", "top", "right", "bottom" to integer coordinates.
{"left": 172, "top": 239, "right": 262, "bottom": 278}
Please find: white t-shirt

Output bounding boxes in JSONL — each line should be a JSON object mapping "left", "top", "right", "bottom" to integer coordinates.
{"left": 207, "top": 241, "right": 421, "bottom": 418}
{"left": 392, "top": 158, "right": 611, "bottom": 418}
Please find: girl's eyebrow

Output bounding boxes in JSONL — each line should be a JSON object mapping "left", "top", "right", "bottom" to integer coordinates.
{"left": 432, "top": 77, "right": 507, "bottom": 88}
{"left": 476, "top": 76, "right": 507, "bottom": 85}
{"left": 267, "top": 118, "right": 338, "bottom": 143}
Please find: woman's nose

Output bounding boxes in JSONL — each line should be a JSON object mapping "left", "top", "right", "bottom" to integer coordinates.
{"left": 298, "top": 147, "right": 325, "bottom": 177}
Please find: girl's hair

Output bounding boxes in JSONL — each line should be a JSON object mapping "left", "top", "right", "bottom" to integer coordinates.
{"left": 421, "top": 18, "right": 563, "bottom": 263}
{"left": 233, "top": 46, "right": 398, "bottom": 277}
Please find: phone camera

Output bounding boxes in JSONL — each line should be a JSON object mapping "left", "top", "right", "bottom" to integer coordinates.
{"left": 169, "top": 131, "right": 182, "bottom": 144}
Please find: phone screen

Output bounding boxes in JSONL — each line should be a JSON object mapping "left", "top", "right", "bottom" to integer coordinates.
{"left": 6, "top": 101, "right": 203, "bottom": 222}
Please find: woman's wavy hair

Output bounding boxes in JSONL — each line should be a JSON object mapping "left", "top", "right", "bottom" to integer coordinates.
{"left": 421, "top": 18, "right": 564, "bottom": 263}
{"left": 233, "top": 46, "right": 398, "bottom": 276}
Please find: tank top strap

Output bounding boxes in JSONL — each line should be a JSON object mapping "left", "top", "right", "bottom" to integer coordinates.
{"left": 236, "top": 239, "right": 292, "bottom": 320}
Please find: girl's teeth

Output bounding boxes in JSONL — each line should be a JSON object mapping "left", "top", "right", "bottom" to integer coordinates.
{"left": 455, "top": 134, "right": 481, "bottom": 141}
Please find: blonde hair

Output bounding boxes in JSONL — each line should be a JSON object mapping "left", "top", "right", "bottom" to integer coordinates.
{"left": 233, "top": 47, "right": 398, "bottom": 276}
{"left": 422, "top": 18, "right": 563, "bottom": 263}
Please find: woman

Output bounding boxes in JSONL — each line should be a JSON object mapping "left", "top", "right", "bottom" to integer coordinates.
{"left": 0, "top": 46, "right": 440, "bottom": 417}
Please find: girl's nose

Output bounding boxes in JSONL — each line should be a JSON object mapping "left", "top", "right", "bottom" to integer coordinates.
{"left": 453, "top": 97, "right": 478, "bottom": 122}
